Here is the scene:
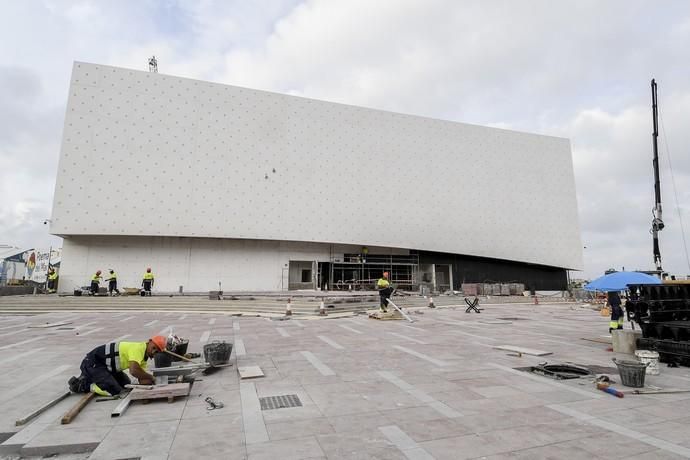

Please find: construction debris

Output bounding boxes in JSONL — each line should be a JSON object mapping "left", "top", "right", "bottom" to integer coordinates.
{"left": 238, "top": 365, "right": 264, "bottom": 379}
{"left": 128, "top": 382, "right": 191, "bottom": 403}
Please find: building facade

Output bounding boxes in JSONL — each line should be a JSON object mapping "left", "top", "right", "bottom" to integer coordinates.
{"left": 51, "top": 62, "right": 583, "bottom": 293}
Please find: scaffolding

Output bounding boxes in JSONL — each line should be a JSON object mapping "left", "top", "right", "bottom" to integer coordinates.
{"left": 329, "top": 253, "right": 419, "bottom": 291}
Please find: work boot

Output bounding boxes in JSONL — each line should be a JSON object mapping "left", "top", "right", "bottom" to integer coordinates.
{"left": 68, "top": 376, "right": 80, "bottom": 393}
{"left": 89, "top": 383, "right": 112, "bottom": 397}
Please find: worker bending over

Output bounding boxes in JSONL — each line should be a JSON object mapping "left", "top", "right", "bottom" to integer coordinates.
{"left": 89, "top": 270, "right": 102, "bottom": 295}
{"left": 68, "top": 336, "right": 167, "bottom": 396}
{"left": 142, "top": 267, "right": 154, "bottom": 296}
{"left": 377, "top": 271, "right": 394, "bottom": 312}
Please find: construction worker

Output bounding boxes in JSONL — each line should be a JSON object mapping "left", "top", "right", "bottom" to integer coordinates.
{"left": 608, "top": 291, "right": 624, "bottom": 333}
{"left": 377, "top": 271, "right": 394, "bottom": 312}
{"left": 142, "top": 267, "right": 154, "bottom": 296}
{"left": 68, "top": 336, "right": 167, "bottom": 396}
{"left": 47, "top": 267, "right": 58, "bottom": 293}
{"left": 89, "top": 270, "right": 102, "bottom": 296}
{"left": 105, "top": 269, "right": 121, "bottom": 296}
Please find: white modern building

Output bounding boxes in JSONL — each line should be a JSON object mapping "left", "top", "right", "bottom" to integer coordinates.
{"left": 50, "top": 62, "right": 582, "bottom": 293}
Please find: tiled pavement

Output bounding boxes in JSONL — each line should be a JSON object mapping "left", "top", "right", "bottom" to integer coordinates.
{"left": 0, "top": 301, "right": 689, "bottom": 459}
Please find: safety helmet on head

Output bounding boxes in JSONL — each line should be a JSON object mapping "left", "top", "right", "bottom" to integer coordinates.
{"left": 150, "top": 335, "right": 167, "bottom": 352}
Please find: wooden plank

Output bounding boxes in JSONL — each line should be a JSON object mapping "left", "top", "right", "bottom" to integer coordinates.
{"left": 128, "top": 383, "right": 190, "bottom": 401}
{"left": 479, "top": 320, "right": 512, "bottom": 325}
{"left": 111, "top": 393, "right": 132, "bottom": 417}
{"left": 493, "top": 345, "right": 552, "bottom": 356}
{"left": 60, "top": 392, "right": 95, "bottom": 424}
{"left": 15, "top": 390, "right": 71, "bottom": 426}
{"left": 238, "top": 365, "right": 264, "bottom": 379}
{"left": 29, "top": 321, "right": 72, "bottom": 329}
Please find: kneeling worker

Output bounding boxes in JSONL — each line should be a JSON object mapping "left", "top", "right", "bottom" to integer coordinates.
{"left": 68, "top": 335, "right": 167, "bottom": 396}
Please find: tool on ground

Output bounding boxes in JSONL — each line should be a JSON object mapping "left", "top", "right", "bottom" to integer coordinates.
{"left": 596, "top": 382, "right": 624, "bottom": 398}
{"left": 465, "top": 296, "right": 481, "bottom": 313}
{"left": 164, "top": 349, "right": 194, "bottom": 362}
{"left": 205, "top": 396, "right": 224, "bottom": 410}
{"left": 15, "top": 390, "right": 71, "bottom": 426}
{"left": 385, "top": 298, "right": 414, "bottom": 323}
{"left": 125, "top": 384, "right": 155, "bottom": 390}
{"left": 61, "top": 392, "right": 96, "bottom": 424}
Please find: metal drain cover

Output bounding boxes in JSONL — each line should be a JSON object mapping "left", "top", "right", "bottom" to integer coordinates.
{"left": 260, "top": 394, "right": 302, "bottom": 410}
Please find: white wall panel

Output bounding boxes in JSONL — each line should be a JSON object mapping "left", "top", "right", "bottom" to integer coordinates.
{"left": 52, "top": 62, "right": 583, "bottom": 270}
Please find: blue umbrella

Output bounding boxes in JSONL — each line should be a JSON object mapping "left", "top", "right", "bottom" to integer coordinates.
{"left": 584, "top": 271, "right": 661, "bottom": 292}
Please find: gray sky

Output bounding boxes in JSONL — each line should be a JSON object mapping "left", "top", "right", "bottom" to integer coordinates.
{"left": 1, "top": 0, "right": 689, "bottom": 280}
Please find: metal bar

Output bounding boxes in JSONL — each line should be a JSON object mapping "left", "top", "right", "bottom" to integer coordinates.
{"left": 111, "top": 393, "right": 132, "bottom": 417}
{"left": 15, "top": 390, "right": 71, "bottom": 426}
{"left": 386, "top": 299, "right": 414, "bottom": 323}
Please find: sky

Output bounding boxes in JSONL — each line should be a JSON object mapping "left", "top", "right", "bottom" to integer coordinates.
{"left": 1, "top": 0, "right": 689, "bottom": 280}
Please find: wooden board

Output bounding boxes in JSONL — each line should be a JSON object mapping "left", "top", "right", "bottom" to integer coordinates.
{"left": 493, "top": 345, "right": 552, "bottom": 356}
{"left": 238, "top": 365, "right": 264, "bottom": 379}
{"left": 61, "top": 392, "right": 95, "bottom": 424}
{"left": 29, "top": 321, "right": 72, "bottom": 328}
{"left": 581, "top": 337, "right": 613, "bottom": 344}
{"left": 128, "top": 383, "right": 190, "bottom": 401}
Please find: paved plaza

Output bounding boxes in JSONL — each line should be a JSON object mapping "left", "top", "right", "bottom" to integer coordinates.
{"left": 1, "top": 299, "right": 690, "bottom": 459}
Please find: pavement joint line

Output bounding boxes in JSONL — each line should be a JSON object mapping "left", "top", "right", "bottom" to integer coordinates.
{"left": 0, "top": 328, "right": 30, "bottom": 338}
{"left": 399, "top": 324, "right": 426, "bottom": 332}
{"left": 144, "top": 320, "right": 159, "bottom": 327}
{"left": 158, "top": 325, "right": 173, "bottom": 335}
{"left": 301, "top": 350, "right": 335, "bottom": 376}
{"left": 0, "top": 322, "right": 30, "bottom": 331}
{"left": 378, "top": 425, "right": 436, "bottom": 459}
{"left": 488, "top": 363, "right": 603, "bottom": 399}
{"left": 119, "top": 316, "right": 136, "bottom": 322}
{"left": 0, "top": 336, "right": 42, "bottom": 350}
{"left": 235, "top": 338, "right": 246, "bottom": 356}
{"left": 178, "top": 314, "right": 187, "bottom": 320}
{"left": 199, "top": 331, "right": 210, "bottom": 343}
{"left": 113, "top": 334, "right": 131, "bottom": 342}
{"left": 449, "top": 330, "right": 498, "bottom": 341}
{"left": 0, "top": 348, "right": 44, "bottom": 366}
{"left": 74, "top": 322, "right": 97, "bottom": 330}
{"left": 239, "top": 382, "right": 269, "bottom": 445}
{"left": 378, "top": 371, "right": 462, "bottom": 418}
{"left": 338, "top": 324, "right": 363, "bottom": 334}
{"left": 79, "top": 327, "right": 105, "bottom": 336}
{"left": 393, "top": 345, "right": 449, "bottom": 367}
{"left": 276, "top": 328, "right": 290, "bottom": 337}
{"left": 546, "top": 404, "right": 690, "bottom": 457}
{"left": 291, "top": 320, "right": 304, "bottom": 327}
{"left": 471, "top": 341, "right": 494, "bottom": 348}
{"left": 389, "top": 332, "right": 427, "bottom": 345}
{"left": 317, "top": 335, "right": 344, "bottom": 350}
{"left": 0, "top": 365, "right": 71, "bottom": 404}
{"left": 233, "top": 321, "right": 240, "bottom": 331}
{"left": 208, "top": 318, "right": 216, "bottom": 325}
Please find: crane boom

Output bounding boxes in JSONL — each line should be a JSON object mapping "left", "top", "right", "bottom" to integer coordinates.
{"left": 651, "top": 78, "right": 664, "bottom": 273}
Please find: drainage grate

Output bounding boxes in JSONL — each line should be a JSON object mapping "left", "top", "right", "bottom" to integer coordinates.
{"left": 259, "top": 394, "right": 302, "bottom": 410}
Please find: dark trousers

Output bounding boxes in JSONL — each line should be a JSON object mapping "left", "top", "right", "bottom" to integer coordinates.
{"left": 143, "top": 280, "right": 152, "bottom": 295}
{"left": 90, "top": 281, "right": 99, "bottom": 295}
{"left": 379, "top": 287, "right": 393, "bottom": 308}
{"left": 79, "top": 352, "right": 131, "bottom": 395}
{"left": 108, "top": 280, "right": 120, "bottom": 295}
{"left": 47, "top": 279, "right": 56, "bottom": 291}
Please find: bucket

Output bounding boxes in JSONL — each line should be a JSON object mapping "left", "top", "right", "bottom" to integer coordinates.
{"left": 612, "top": 358, "right": 649, "bottom": 388}
{"left": 203, "top": 341, "right": 233, "bottom": 366}
{"left": 154, "top": 351, "right": 172, "bottom": 368}
{"left": 635, "top": 350, "right": 660, "bottom": 375}
{"left": 170, "top": 340, "right": 189, "bottom": 361}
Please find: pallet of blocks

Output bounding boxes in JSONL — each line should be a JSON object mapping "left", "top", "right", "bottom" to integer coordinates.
{"left": 369, "top": 310, "right": 403, "bottom": 320}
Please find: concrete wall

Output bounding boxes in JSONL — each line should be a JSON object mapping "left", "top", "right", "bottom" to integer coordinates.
{"left": 57, "top": 236, "right": 397, "bottom": 293}
{"left": 51, "top": 62, "right": 583, "bottom": 271}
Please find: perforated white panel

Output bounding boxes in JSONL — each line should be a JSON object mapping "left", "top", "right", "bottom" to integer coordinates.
{"left": 52, "top": 62, "right": 582, "bottom": 270}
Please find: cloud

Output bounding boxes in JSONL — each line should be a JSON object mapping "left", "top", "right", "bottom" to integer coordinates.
{"left": 1, "top": 0, "right": 690, "bottom": 280}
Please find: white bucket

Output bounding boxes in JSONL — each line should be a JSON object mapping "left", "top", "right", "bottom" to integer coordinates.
{"left": 635, "top": 350, "right": 660, "bottom": 375}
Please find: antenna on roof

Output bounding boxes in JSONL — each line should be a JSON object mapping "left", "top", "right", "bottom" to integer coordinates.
{"left": 148, "top": 56, "right": 158, "bottom": 73}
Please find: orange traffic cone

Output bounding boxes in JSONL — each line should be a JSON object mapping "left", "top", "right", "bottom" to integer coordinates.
{"left": 285, "top": 298, "right": 293, "bottom": 316}
{"left": 319, "top": 300, "right": 327, "bottom": 316}
{"left": 428, "top": 296, "right": 436, "bottom": 308}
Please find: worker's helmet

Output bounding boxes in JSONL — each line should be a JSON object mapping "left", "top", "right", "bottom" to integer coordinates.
{"left": 146, "top": 267, "right": 151, "bottom": 272}
{"left": 150, "top": 335, "right": 167, "bottom": 352}
{"left": 96, "top": 270, "right": 101, "bottom": 275}
{"left": 383, "top": 271, "right": 389, "bottom": 277}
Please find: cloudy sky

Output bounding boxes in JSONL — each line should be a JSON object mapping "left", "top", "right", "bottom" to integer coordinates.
{"left": 1, "top": 0, "right": 689, "bottom": 280}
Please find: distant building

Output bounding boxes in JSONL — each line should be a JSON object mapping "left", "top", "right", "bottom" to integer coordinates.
{"left": 50, "top": 62, "right": 583, "bottom": 293}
